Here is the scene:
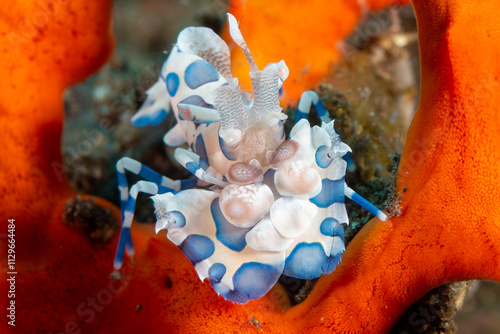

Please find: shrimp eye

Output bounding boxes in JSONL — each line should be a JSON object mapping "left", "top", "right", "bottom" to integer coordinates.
{"left": 315, "top": 145, "right": 334, "bottom": 168}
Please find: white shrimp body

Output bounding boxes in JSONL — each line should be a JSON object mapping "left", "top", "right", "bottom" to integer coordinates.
{"left": 114, "top": 13, "right": 387, "bottom": 304}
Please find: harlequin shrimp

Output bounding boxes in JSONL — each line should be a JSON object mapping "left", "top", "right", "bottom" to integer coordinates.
{"left": 113, "top": 13, "right": 387, "bottom": 304}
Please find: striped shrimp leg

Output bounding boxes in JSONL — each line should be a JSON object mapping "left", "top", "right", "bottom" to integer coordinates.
{"left": 114, "top": 157, "right": 200, "bottom": 269}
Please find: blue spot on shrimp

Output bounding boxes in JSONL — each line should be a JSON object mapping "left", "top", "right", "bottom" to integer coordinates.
{"left": 113, "top": 13, "right": 387, "bottom": 304}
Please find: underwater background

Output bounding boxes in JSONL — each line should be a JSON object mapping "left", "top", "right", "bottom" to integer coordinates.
{"left": 60, "top": 1, "right": 500, "bottom": 333}
{"left": 1, "top": 0, "right": 500, "bottom": 333}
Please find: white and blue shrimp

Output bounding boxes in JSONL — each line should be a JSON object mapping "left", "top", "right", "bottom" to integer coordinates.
{"left": 113, "top": 13, "right": 387, "bottom": 304}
